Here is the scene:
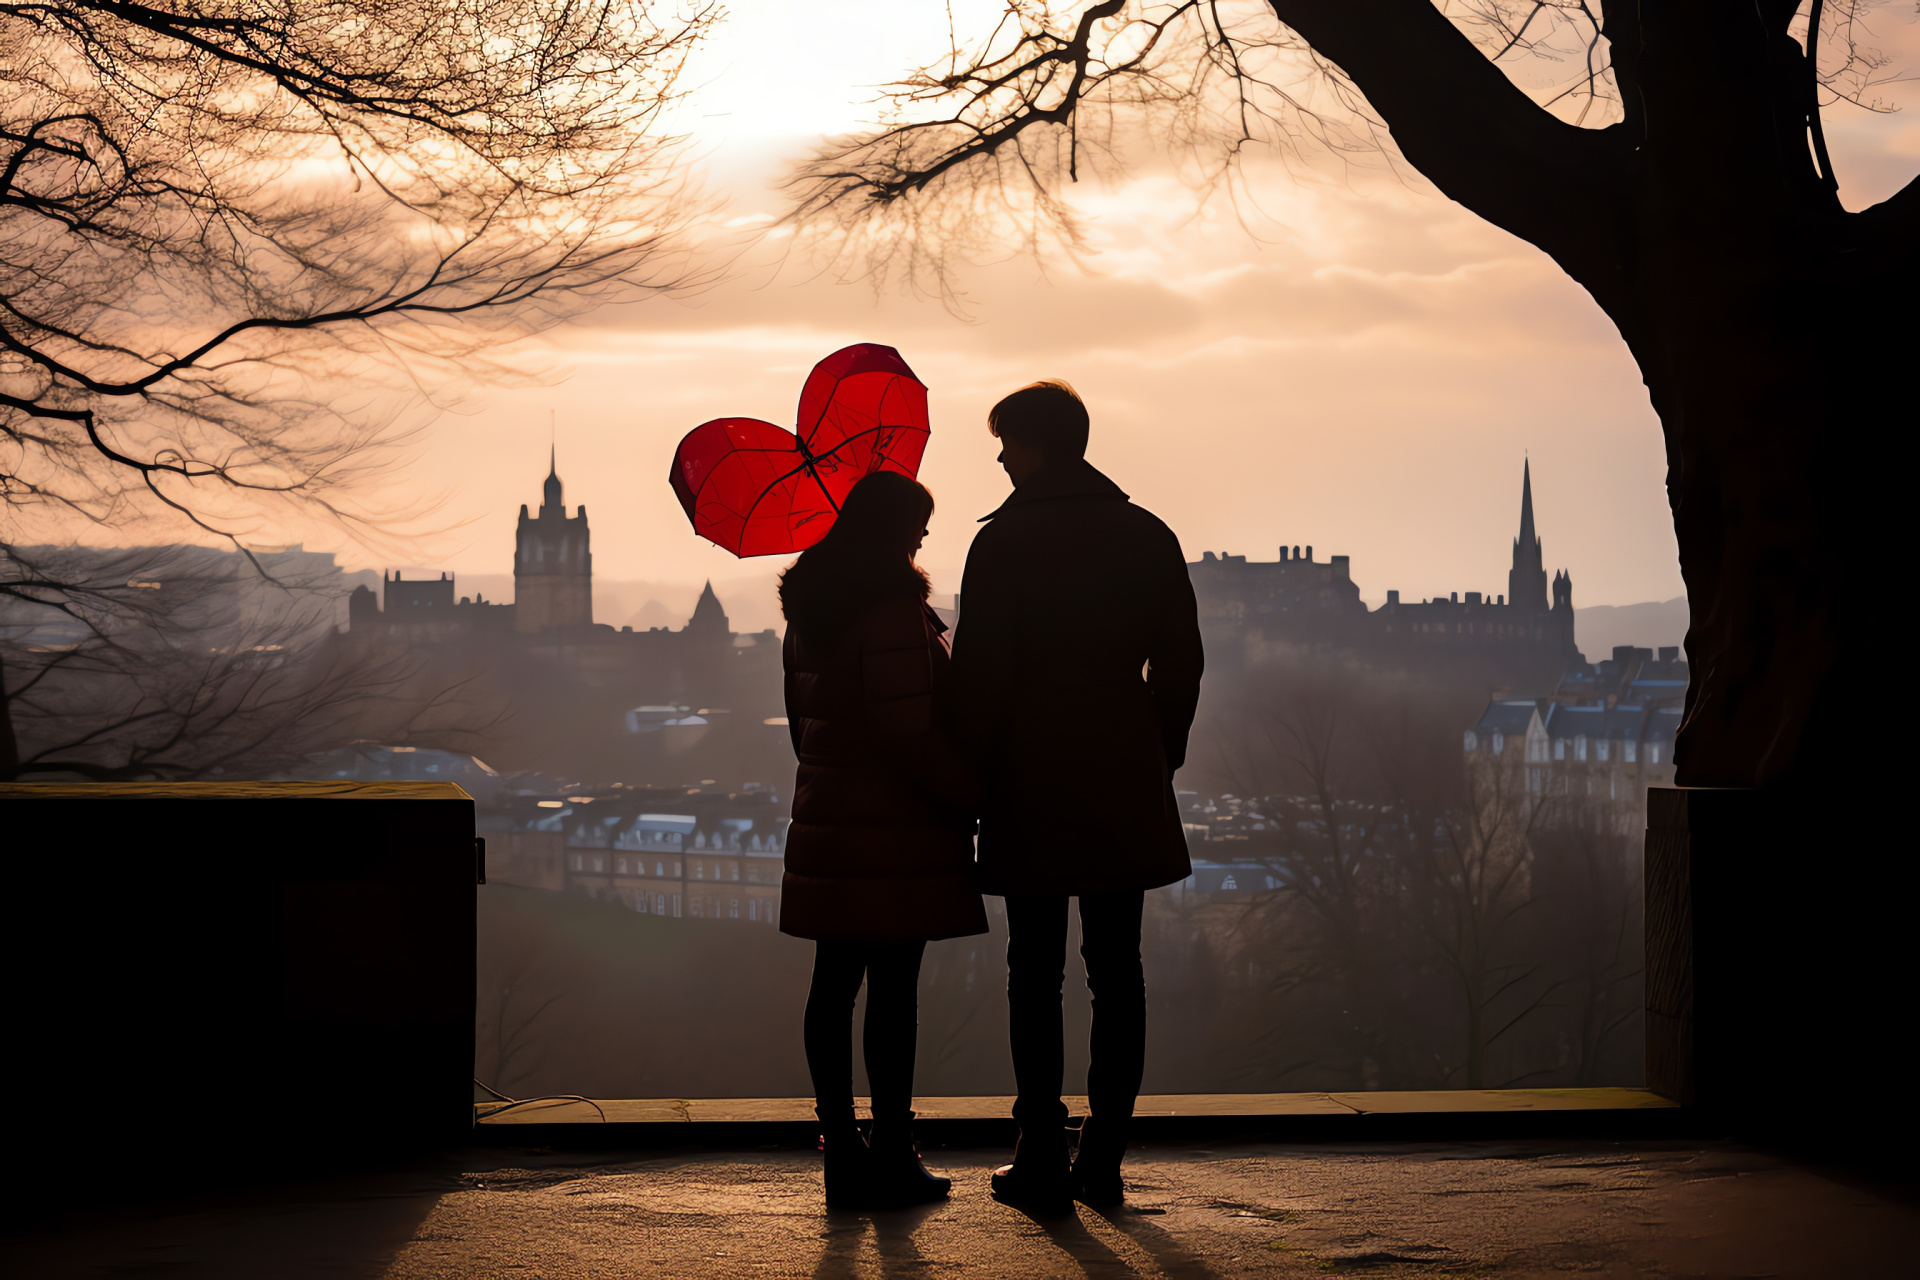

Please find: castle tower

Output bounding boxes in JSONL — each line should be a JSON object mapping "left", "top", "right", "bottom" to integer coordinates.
{"left": 514, "top": 448, "right": 593, "bottom": 633}
{"left": 1551, "top": 568, "right": 1577, "bottom": 657}
{"left": 1508, "top": 459, "right": 1549, "bottom": 613}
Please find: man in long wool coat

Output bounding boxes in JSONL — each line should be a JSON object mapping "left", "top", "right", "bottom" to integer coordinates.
{"left": 950, "top": 379, "right": 1204, "bottom": 1213}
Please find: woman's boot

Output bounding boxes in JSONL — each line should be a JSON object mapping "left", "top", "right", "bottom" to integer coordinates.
{"left": 818, "top": 1109, "right": 872, "bottom": 1209}
{"left": 867, "top": 1110, "right": 951, "bottom": 1207}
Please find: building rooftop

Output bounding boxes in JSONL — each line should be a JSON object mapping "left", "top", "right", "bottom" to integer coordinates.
{"left": 1471, "top": 699, "right": 1543, "bottom": 737}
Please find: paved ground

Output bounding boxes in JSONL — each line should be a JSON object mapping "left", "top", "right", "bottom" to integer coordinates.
{"left": 6, "top": 1140, "right": 1916, "bottom": 1278}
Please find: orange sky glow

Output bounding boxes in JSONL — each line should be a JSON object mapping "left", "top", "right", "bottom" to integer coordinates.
{"left": 41, "top": 4, "right": 1920, "bottom": 635}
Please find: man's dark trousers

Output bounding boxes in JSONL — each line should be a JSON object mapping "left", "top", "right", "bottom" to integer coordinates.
{"left": 1004, "top": 891, "right": 1147, "bottom": 1137}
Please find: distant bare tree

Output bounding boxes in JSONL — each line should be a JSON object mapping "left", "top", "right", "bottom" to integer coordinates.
{"left": 2, "top": 0, "right": 715, "bottom": 544}
{"left": 1181, "top": 651, "right": 1650, "bottom": 1089}
{"left": 1527, "top": 788, "right": 1645, "bottom": 1085}
{"left": 1422, "top": 740, "right": 1551, "bottom": 1087}
{"left": 1, "top": 543, "right": 499, "bottom": 778}
{"left": 1197, "top": 656, "right": 1453, "bottom": 1086}
{"left": 792, "top": 0, "right": 1916, "bottom": 787}
{"left": 476, "top": 951, "right": 564, "bottom": 1097}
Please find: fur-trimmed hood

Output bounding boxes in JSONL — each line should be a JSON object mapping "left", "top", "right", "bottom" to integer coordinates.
{"left": 778, "top": 550, "right": 930, "bottom": 640}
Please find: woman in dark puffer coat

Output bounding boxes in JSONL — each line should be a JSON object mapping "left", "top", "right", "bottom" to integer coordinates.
{"left": 778, "top": 470, "right": 988, "bottom": 1209}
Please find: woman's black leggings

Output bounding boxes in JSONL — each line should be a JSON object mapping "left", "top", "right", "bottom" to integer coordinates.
{"left": 804, "top": 939, "right": 926, "bottom": 1122}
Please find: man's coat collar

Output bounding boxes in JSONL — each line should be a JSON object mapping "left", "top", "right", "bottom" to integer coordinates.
{"left": 979, "top": 458, "right": 1130, "bottom": 522}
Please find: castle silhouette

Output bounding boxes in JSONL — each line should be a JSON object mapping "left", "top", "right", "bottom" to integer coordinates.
{"left": 347, "top": 450, "right": 733, "bottom": 644}
{"left": 1188, "top": 460, "right": 1580, "bottom": 689}
{"left": 340, "top": 453, "right": 776, "bottom": 782}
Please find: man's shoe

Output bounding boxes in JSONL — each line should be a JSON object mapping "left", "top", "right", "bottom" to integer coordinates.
{"left": 1073, "top": 1167, "right": 1124, "bottom": 1208}
{"left": 1072, "top": 1116, "right": 1128, "bottom": 1207}
{"left": 990, "top": 1161, "right": 1075, "bottom": 1217}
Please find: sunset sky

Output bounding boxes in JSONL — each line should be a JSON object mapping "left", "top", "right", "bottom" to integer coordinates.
{"left": 183, "top": 6, "right": 1920, "bottom": 629}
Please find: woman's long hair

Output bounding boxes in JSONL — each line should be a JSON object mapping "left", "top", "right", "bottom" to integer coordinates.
{"left": 779, "top": 471, "right": 933, "bottom": 638}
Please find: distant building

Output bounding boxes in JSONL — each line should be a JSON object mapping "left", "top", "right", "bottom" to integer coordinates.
{"left": 1188, "top": 543, "right": 1366, "bottom": 641}
{"left": 383, "top": 572, "right": 455, "bottom": 619}
{"left": 1190, "top": 460, "right": 1580, "bottom": 690}
{"left": 515, "top": 450, "right": 593, "bottom": 633}
{"left": 1167, "top": 791, "right": 1420, "bottom": 908}
{"left": 480, "top": 787, "right": 788, "bottom": 926}
{"left": 282, "top": 743, "right": 509, "bottom": 805}
{"left": 347, "top": 453, "right": 602, "bottom": 637}
{"left": 347, "top": 451, "right": 758, "bottom": 649}
{"left": 1463, "top": 644, "right": 1690, "bottom": 812}
{"left": 338, "top": 453, "right": 784, "bottom": 783}
{"left": 1551, "top": 644, "right": 1688, "bottom": 710}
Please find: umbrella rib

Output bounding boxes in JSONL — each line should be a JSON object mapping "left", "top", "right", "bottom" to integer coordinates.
{"left": 793, "top": 437, "right": 842, "bottom": 516}
{"left": 687, "top": 375, "right": 926, "bottom": 552}
{"left": 725, "top": 423, "right": 924, "bottom": 552}
{"left": 731, "top": 449, "right": 837, "bottom": 545}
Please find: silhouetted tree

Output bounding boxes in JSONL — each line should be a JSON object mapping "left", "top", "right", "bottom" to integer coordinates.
{"left": 1426, "top": 739, "right": 1551, "bottom": 1087}
{"left": 1527, "top": 789, "right": 1645, "bottom": 1085}
{"left": 1176, "top": 650, "right": 1648, "bottom": 1088}
{"left": 792, "top": 0, "right": 1914, "bottom": 787}
{"left": 2, "top": 0, "right": 713, "bottom": 542}
{"left": 1195, "top": 656, "right": 1459, "bottom": 1086}
{"left": 2, "top": 0, "right": 708, "bottom": 775}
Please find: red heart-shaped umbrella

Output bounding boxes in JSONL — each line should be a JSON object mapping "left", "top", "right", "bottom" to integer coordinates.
{"left": 668, "top": 343, "right": 930, "bottom": 557}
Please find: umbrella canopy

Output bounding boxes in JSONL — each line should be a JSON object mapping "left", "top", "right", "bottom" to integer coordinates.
{"left": 668, "top": 343, "right": 930, "bottom": 557}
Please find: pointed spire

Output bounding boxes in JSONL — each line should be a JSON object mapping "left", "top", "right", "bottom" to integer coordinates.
{"left": 1508, "top": 457, "right": 1549, "bottom": 612}
{"left": 1518, "top": 457, "right": 1537, "bottom": 549}
{"left": 541, "top": 442, "right": 563, "bottom": 516}
{"left": 687, "top": 580, "right": 729, "bottom": 636}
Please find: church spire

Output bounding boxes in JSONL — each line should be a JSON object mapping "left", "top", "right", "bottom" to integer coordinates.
{"left": 1518, "top": 457, "right": 1537, "bottom": 550}
{"left": 1508, "top": 457, "right": 1548, "bottom": 612}
{"left": 542, "top": 445, "right": 563, "bottom": 516}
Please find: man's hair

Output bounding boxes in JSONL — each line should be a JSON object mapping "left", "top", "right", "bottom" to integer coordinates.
{"left": 988, "top": 379, "right": 1090, "bottom": 461}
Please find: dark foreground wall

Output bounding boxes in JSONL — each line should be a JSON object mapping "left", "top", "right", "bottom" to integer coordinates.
{"left": 0, "top": 782, "right": 477, "bottom": 1182}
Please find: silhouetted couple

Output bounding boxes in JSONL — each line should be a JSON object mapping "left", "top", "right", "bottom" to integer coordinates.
{"left": 776, "top": 380, "right": 1204, "bottom": 1215}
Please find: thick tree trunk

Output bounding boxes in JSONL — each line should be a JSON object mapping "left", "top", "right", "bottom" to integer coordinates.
{"left": 1619, "top": 232, "right": 1884, "bottom": 787}
{"left": 1591, "top": 9, "right": 1907, "bottom": 786}
{"left": 1271, "top": 0, "right": 1915, "bottom": 787}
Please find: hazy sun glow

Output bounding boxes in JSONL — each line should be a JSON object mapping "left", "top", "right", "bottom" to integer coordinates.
{"left": 45, "top": 3, "right": 1920, "bottom": 635}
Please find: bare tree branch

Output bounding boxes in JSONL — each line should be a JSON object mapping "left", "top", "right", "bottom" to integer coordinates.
{"left": 2, "top": 0, "right": 719, "bottom": 547}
